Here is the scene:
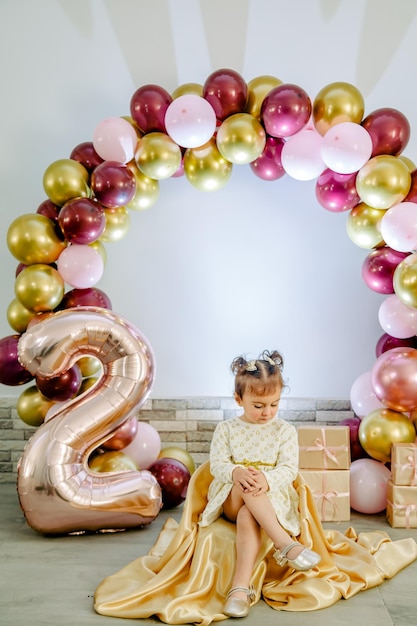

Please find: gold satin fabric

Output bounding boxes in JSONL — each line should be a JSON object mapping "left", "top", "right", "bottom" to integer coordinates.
{"left": 94, "top": 461, "right": 417, "bottom": 625}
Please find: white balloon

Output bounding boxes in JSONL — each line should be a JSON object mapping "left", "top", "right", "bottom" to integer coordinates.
{"left": 165, "top": 95, "right": 216, "bottom": 148}
{"left": 321, "top": 122, "right": 373, "bottom": 174}
{"left": 281, "top": 129, "right": 324, "bottom": 181}
{"left": 380, "top": 201, "right": 417, "bottom": 252}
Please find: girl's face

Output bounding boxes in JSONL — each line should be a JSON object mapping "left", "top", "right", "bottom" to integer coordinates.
{"left": 234, "top": 388, "right": 281, "bottom": 424}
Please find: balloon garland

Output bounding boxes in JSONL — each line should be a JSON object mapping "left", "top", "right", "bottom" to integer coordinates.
{"left": 1, "top": 68, "right": 417, "bottom": 524}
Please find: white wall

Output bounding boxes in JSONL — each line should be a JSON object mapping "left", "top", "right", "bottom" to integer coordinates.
{"left": 1, "top": 0, "right": 417, "bottom": 398}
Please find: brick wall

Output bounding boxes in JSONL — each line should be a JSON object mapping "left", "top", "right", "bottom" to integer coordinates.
{"left": 0, "top": 395, "right": 353, "bottom": 483}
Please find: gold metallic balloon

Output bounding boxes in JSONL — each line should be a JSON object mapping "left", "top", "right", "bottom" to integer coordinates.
{"left": 393, "top": 253, "right": 417, "bottom": 308}
{"left": 14, "top": 264, "right": 65, "bottom": 312}
{"left": 159, "top": 446, "right": 196, "bottom": 475}
{"left": 89, "top": 239, "right": 107, "bottom": 265}
{"left": 135, "top": 132, "right": 182, "bottom": 180}
{"left": 7, "top": 298, "right": 37, "bottom": 333}
{"left": 100, "top": 207, "right": 130, "bottom": 242}
{"left": 359, "top": 408, "right": 416, "bottom": 463}
{"left": 246, "top": 75, "right": 282, "bottom": 119}
{"left": 126, "top": 160, "right": 160, "bottom": 210}
{"left": 77, "top": 355, "right": 102, "bottom": 377}
{"left": 7, "top": 213, "right": 67, "bottom": 265}
{"left": 121, "top": 115, "right": 143, "bottom": 138}
{"left": 17, "top": 385, "right": 54, "bottom": 427}
{"left": 313, "top": 81, "right": 365, "bottom": 136}
{"left": 172, "top": 82, "right": 203, "bottom": 98}
{"left": 43, "top": 158, "right": 90, "bottom": 206}
{"left": 184, "top": 138, "right": 233, "bottom": 192}
{"left": 78, "top": 376, "right": 100, "bottom": 394}
{"left": 216, "top": 113, "right": 266, "bottom": 164}
{"left": 346, "top": 202, "right": 386, "bottom": 249}
{"left": 356, "top": 155, "right": 411, "bottom": 210}
{"left": 399, "top": 155, "right": 416, "bottom": 172}
{"left": 16, "top": 307, "right": 161, "bottom": 534}
{"left": 89, "top": 450, "right": 138, "bottom": 472}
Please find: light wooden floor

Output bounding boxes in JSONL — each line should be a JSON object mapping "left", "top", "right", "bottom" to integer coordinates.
{"left": 1, "top": 482, "right": 416, "bottom": 626}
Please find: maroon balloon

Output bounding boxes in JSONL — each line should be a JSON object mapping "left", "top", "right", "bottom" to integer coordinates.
{"left": 130, "top": 84, "right": 172, "bottom": 134}
{"left": 203, "top": 68, "right": 248, "bottom": 122}
{"left": 249, "top": 136, "right": 285, "bottom": 181}
{"left": 0, "top": 335, "right": 34, "bottom": 386}
{"left": 36, "top": 364, "right": 82, "bottom": 401}
{"left": 361, "top": 246, "right": 409, "bottom": 294}
{"left": 339, "top": 417, "right": 369, "bottom": 461}
{"left": 261, "top": 83, "right": 312, "bottom": 138}
{"left": 56, "top": 287, "right": 112, "bottom": 311}
{"left": 91, "top": 161, "right": 136, "bottom": 208}
{"left": 404, "top": 169, "right": 417, "bottom": 203}
{"left": 70, "top": 141, "right": 104, "bottom": 173}
{"left": 148, "top": 458, "right": 191, "bottom": 509}
{"left": 315, "top": 168, "right": 360, "bottom": 212}
{"left": 58, "top": 198, "right": 105, "bottom": 244}
{"left": 375, "top": 332, "right": 417, "bottom": 357}
{"left": 36, "top": 199, "right": 61, "bottom": 223}
{"left": 361, "top": 107, "right": 411, "bottom": 157}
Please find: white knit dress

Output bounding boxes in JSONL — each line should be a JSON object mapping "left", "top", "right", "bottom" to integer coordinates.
{"left": 199, "top": 416, "right": 301, "bottom": 536}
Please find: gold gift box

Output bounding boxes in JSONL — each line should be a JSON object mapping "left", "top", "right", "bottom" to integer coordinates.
{"left": 391, "top": 443, "right": 417, "bottom": 486}
{"left": 297, "top": 425, "right": 350, "bottom": 470}
{"left": 299, "top": 469, "right": 350, "bottom": 522}
{"left": 386, "top": 480, "right": 417, "bottom": 528}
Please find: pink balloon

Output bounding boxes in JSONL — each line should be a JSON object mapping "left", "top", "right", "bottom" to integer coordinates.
{"left": 361, "top": 107, "right": 411, "bottom": 157}
{"left": 371, "top": 346, "right": 417, "bottom": 412}
{"left": 380, "top": 201, "right": 417, "bottom": 252}
{"left": 315, "top": 168, "right": 360, "bottom": 212}
{"left": 378, "top": 294, "right": 417, "bottom": 338}
{"left": 261, "top": 83, "right": 311, "bottom": 138}
{"left": 350, "top": 371, "right": 384, "bottom": 417}
{"left": 165, "top": 95, "right": 216, "bottom": 148}
{"left": 249, "top": 136, "right": 285, "bottom": 181}
{"left": 91, "top": 161, "right": 136, "bottom": 208}
{"left": 122, "top": 422, "right": 161, "bottom": 470}
{"left": 281, "top": 129, "right": 324, "bottom": 181}
{"left": 57, "top": 244, "right": 104, "bottom": 289}
{"left": 93, "top": 117, "right": 138, "bottom": 164}
{"left": 350, "top": 458, "right": 391, "bottom": 513}
{"left": 320, "top": 122, "right": 373, "bottom": 174}
{"left": 130, "top": 84, "right": 172, "bottom": 134}
{"left": 375, "top": 332, "right": 417, "bottom": 357}
{"left": 361, "top": 246, "right": 409, "bottom": 294}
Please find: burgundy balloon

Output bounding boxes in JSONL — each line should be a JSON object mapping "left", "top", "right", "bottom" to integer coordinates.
{"left": 148, "top": 457, "right": 191, "bottom": 509}
{"left": 203, "top": 68, "right": 248, "bottom": 122}
{"left": 361, "top": 107, "right": 411, "bottom": 157}
{"left": 0, "top": 335, "right": 34, "bottom": 386}
{"left": 36, "top": 364, "right": 82, "bottom": 401}
{"left": 102, "top": 417, "right": 139, "bottom": 451}
{"left": 261, "top": 83, "right": 312, "bottom": 138}
{"left": 70, "top": 141, "right": 104, "bottom": 173}
{"left": 315, "top": 168, "right": 360, "bottom": 212}
{"left": 375, "top": 332, "right": 417, "bottom": 357}
{"left": 91, "top": 161, "right": 136, "bottom": 208}
{"left": 57, "top": 287, "right": 112, "bottom": 310}
{"left": 36, "top": 199, "right": 61, "bottom": 223}
{"left": 58, "top": 198, "right": 106, "bottom": 244}
{"left": 130, "top": 84, "right": 172, "bottom": 133}
{"left": 339, "top": 416, "right": 369, "bottom": 461}
{"left": 249, "top": 136, "right": 285, "bottom": 181}
{"left": 361, "top": 246, "right": 409, "bottom": 294}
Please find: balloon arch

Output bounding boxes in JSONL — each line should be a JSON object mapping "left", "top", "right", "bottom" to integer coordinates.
{"left": 1, "top": 68, "right": 417, "bottom": 533}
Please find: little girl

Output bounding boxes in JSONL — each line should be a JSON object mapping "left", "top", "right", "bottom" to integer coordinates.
{"left": 199, "top": 349, "right": 320, "bottom": 618}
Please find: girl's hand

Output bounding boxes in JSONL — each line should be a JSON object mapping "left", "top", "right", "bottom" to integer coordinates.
{"left": 232, "top": 466, "right": 269, "bottom": 494}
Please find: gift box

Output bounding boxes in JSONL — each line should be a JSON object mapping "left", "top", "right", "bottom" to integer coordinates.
{"left": 386, "top": 480, "right": 417, "bottom": 528}
{"left": 297, "top": 425, "right": 350, "bottom": 470}
{"left": 391, "top": 443, "right": 417, "bottom": 486}
{"left": 299, "top": 469, "right": 350, "bottom": 521}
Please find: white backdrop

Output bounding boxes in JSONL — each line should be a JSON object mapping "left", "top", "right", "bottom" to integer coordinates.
{"left": 1, "top": 0, "right": 417, "bottom": 398}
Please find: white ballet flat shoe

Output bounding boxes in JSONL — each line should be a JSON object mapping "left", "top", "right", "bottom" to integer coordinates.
{"left": 223, "top": 586, "right": 255, "bottom": 618}
{"left": 273, "top": 541, "right": 321, "bottom": 571}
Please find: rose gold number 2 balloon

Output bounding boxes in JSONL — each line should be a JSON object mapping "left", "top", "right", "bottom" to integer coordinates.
{"left": 16, "top": 306, "right": 162, "bottom": 535}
